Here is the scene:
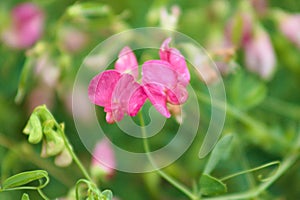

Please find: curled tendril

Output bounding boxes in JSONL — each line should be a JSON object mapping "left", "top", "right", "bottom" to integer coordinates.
{"left": 75, "top": 179, "right": 102, "bottom": 200}
{"left": 220, "top": 161, "right": 281, "bottom": 182}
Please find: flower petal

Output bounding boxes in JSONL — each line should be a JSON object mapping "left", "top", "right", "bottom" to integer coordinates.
{"left": 159, "top": 38, "right": 190, "bottom": 85}
{"left": 142, "top": 60, "right": 177, "bottom": 88}
{"left": 128, "top": 86, "right": 148, "bottom": 116}
{"left": 88, "top": 70, "right": 121, "bottom": 107}
{"left": 111, "top": 74, "right": 146, "bottom": 120}
{"left": 115, "top": 46, "right": 139, "bottom": 79}
{"left": 143, "top": 83, "right": 170, "bottom": 118}
{"left": 166, "top": 84, "right": 188, "bottom": 104}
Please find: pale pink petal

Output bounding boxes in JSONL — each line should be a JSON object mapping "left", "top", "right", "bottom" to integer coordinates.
{"left": 159, "top": 38, "right": 190, "bottom": 85}
{"left": 279, "top": 14, "right": 300, "bottom": 48}
{"left": 142, "top": 60, "right": 177, "bottom": 88}
{"left": 105, "top": 112, "right": 115, "bottom": 124}
{"left": 166, "top": 85, "right": 188, "bottom": 104}
{"left": 244, "top": 30, "right": 276, "bottom": 79}
{"left": 88, "top": 70, "right": 121, "bottom": 107}
{"left": 92, "top": 138, "right": 116, "bottom": 177}
{"left": 143, "top": 83, "right": 170, "bottom": 118}
{"left": 115, "top": 46, "right": 139, "bottom": 79}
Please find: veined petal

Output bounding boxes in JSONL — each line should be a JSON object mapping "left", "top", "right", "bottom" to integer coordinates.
{"left": 88, "top": 70, "right": 121, "bottom": 107}
{"left": 166, "top": 84, "right": 188, "bottom": 104}
{"left": 128, "top": 86, "right": 148, "bottom": 116}
{"left": 111, "top": 74, "right": 146, "bottom": 120}
{"left": 159, "top": 38, "right": 190, "bottom": 85}
{"left": 142, "top": 60, "right": 177, "bottom": 88}
{"left": 115, "top": 46, "right": 139, "bottom": 79}
{"left": 143, "top": 83, "right": 170, "bottom": 118}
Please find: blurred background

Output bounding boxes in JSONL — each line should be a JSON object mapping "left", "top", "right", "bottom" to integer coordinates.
{"left": 0, "top": 0, "right": 300, "bottom": 199}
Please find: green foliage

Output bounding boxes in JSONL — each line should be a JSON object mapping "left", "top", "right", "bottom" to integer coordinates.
{"left": 199, "top": 174, "right": 227, "bottom": 196}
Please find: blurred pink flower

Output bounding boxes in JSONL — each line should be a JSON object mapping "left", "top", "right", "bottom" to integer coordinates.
{"left": 279, "top": 14, "right": 300, "bottom": 49}
{"left": 250, "top": 0, "right": 268, "bottom": 16}
{"left": 91, "top": 138, "right": 116, "bottom": 178}
{"left": 59, "top": 27, "right": 88, "bottom": 53}
{"left": 244, "top": 29, "right": 276, "bottom": 79}
{"left": 142, "top": 38, "right": 189, "bottom": 118}
{"left": 2, "top": 2, "right": 44, "bottom": 49}
{"left": 88, "top": 47, "right": 147, "bottom": 123}
{"left": 225, "top": 13, "right": 253, "bottom": 47}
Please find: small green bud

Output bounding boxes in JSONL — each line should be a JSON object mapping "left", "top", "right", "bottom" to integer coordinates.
{"left": 41, "top": 129, "right": 64, "bottom": 157}
{"left": 55, "top": 147, "right": 72, "bottom": 167}
{"left": 23, "top": 113, "right": 43, "bottom": 144}
{"left": 34, "top": 105, "right": 54, "bottom": 122}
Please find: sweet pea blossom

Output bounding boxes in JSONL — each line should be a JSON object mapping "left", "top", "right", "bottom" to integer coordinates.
{"left": 142, "top": 38, "right": 190, "bottom": 118}
{"left": 89, "top": 38, "right": 190, "bottom": 122}
{"left": 88, "top": 47, "right": 147, "bottom": 123}
{"left": 91, "top": 138, "right": 116, "bottom": 178}
{"left": 2, "top": 3, "right": 44, "bottom": 49}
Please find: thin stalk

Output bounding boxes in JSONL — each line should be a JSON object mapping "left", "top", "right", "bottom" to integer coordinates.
{"left": 138, "top": 112, "right": 198, "bottom": 200}
{"left": 60, "top": 131, "right": 93, "bottom": 183}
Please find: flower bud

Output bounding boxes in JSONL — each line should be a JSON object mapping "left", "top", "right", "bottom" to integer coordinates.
{"left": 160, "top": 5, "right": 181, "bottom": 30}
{"left": 91, "top": 138, "right": 116, "bottom": 180}
{"left": 55, "top": 147, "right": 72, "bottom": 167}
{"left": 23, "top": 113, "right": 43, "bottom": 144}
{"left": 244, "top": 28, "right": 276, "bottom": 79}
{"left": 278, "top": 13, "right": 300, "bottom": 49}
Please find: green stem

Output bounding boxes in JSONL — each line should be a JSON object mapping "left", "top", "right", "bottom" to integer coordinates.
{"left": 202, "top": 131, "right": 300, "bottom": 200}
{"left": 37, "top": 189, "right": 50, "bottom": 200}
{"left": 60, "top": 130, "right": 93, "bottom": 183}
{"left": 261, "top": 97, "right": 300, "bottom": 120}
{"left": 138, "top": 112, "right": 199, "bottom": 200}
{"left": 0, "top": 133, "right": 74, "bottom": 186}
{"left": 203, "top": 152, "right": 298, "bottom": 200}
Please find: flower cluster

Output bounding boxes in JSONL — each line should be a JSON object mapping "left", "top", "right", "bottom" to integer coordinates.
{"left": 88, "top": 38, "right": 190, "bottom": 123}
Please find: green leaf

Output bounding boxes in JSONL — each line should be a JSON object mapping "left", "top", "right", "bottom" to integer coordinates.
{"left": 228, "top": 70, "right": 267, "bottom": 110}
{"left": 199, "top": 174, "right": 227, "bottom": 196}
{"left": 101, "top": 190, "right": 113, "bottom": 200}
{"left": 21, "top": 193, "right": 30, "bottom": 200}
{"left": 2, "top": 170, "right": 49, "bottom": 190}
{"left": 203, "top": 134, "right": 233, "bottom": 174}
{"left": 15, "top": 57, "right": 34, "bottom": 104}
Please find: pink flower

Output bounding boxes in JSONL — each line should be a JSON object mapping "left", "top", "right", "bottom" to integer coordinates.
{"left": 142, "top": 38, "right": 190, "bottom": 118}
{"left": 279, "top": 14, "right": 300, "bottom": 49}
{"left": 2, "top": 3, "right": 44, "bottom": 49}
{"left": 88, "top": 47, "right": 147, "bottom": 123}
{"left": 91, "top": 138, "right": 116, "bottom": 178}
{"left": 244, "top": 29, "right": 276, "bottom": 79}
{"left": 225, "top": 13, "right": 253, "bottom": 47}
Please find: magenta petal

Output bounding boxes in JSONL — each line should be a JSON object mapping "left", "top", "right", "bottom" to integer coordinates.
{"left": 143, "top": 83, "right": 170, "bottom": 118}
{"left": 159, "top": 38, "right": 190, "bottom": 85}
{"left": 142, "top": 60, "right": 177, "bottom": 88}
{"left": 111, "top": 74, "right": 146, "bottom": 120}
{"left": 88, "top": 70, "right": 121, "bottom": 107}
{"left": 115, "top": 46, "right": 139, "bottom": 79}
{"left": 128, "top": 86, "right": 147, "bottom": 116}
{"left": 166, "top": 85, "right": 188, "bottom": 104}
